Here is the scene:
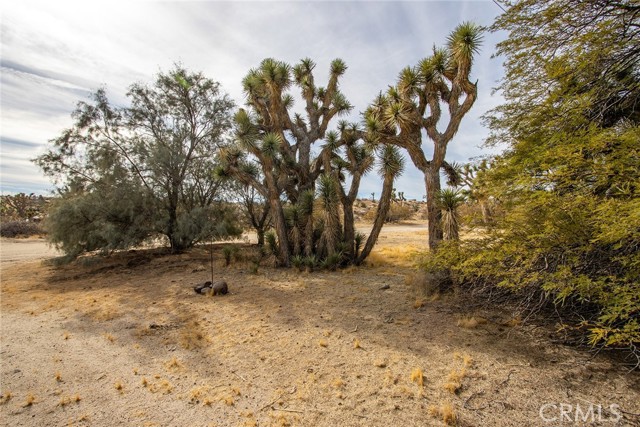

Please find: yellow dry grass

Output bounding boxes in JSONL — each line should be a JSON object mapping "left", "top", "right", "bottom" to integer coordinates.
{"left": 0, "top": 391, "right": 12, "bottom": 404}
{"left": 429, "top": 402, "right": 457, "bottom": 425}
{"left": 456, "top": 316, "right": 487, "bottom": 329}
{"left": 165, "top": 356, "right": 182, "bottom": 370}
{"left": 22, "top": 393, "right": 36, "bottom": 407}
{"left": 410, "top": 368, "right": 425, "bottom": 387}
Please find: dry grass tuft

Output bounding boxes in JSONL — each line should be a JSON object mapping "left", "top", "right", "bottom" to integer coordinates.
{"left": 368, "top": 246, "right": 421, "bottom": 268}
{"left": 63, "top": 331, "right": 70, "bottom": 340}
{"left": 429, "top": 402, "right": 457, "bottom": 425}
{"left": 180, "top": 321, "right": 209, "bottom": 350}
{"left": 374, "top": 359, "right": 387, "bottom": 368}
{"left": 318, "top": 339, "right": 328, "bottom": 347}
{"left": 0, "top": 391, "right": 12, "bottom": 404}
{"left": 165, "top": 356, "right": 182, "bottom": 370}
{"left": 456, "top": 316, "right": 487, "bottom": 329}
{"left": 159, "top": 380, "right": 173, "bottom": 394}
{"left": 503, "top": 316, "right": 522, "bottom": 327}
{"left": 406, "top": 270, "right": 446, "bottom": 304}
{"left": 141, "top": 377, "right": 149, "bottom": 387}
{"left": 23, "top": 393, "right": 36, "bottom": 407}
{"left": 114, "top": 381, "right": 124, "bottom": 393}
{"left": 444, "top": 368, "right": 467, "bottom": 394}
{"left": 54, "top": 371, "right": 62, "bottom": 382}
{"left": 103, "top": 333, "right": 116, "bottom": 342}
{"left": 353, "top": 339, "right": 362, "bottom": 349}
{"left": 222, "top": 396, "right": 235, "bottom": 406}
{"left": 341, "top": 265, "right": 358, "bottom": 275}
{"left": 410, "top": 368, "right": 425, "bottom": 387}
{"left": 332, "top": 378, "right": 345, "bottom": 389}
{"left": 58, "top": 394, "right": 81, "bottom": 407}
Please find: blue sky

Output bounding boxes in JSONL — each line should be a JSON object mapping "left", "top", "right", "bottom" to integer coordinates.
{"left": 1, "top": 0, "right": 506, "bottom": 199}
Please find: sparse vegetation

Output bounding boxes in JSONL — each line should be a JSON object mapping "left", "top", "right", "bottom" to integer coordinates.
{"left": 2, "top": 4, "right": 639, "bottom": 427}
{"left": 456, "top": 316, "right": 487, "bottom": 329}
{"left": 429, "top": 402, "right": 457, "bottom": 425}
{"left": 410, "top": 368, "right": 424, "bottom": 387}
{"left": 22, "top": 393, "right": 36, "bottom": 407}
{"left": 0, "top": 391, "right": 12, "bottom": 404}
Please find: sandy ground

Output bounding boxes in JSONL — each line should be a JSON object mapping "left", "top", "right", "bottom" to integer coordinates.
{"left": 0, "top": 238, "right": 60, "bottom": 266}
{"left": 1, "top": 225, "right": 639, "bottom": 427}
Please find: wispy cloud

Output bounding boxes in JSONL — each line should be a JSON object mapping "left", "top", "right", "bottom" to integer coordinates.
{"left": 1, "top": 1, "right": 505, "bottom": 197}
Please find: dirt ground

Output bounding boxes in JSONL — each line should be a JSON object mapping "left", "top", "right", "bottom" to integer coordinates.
{"left": 0, "top": 237, "right": 60, "bottom": 265}
{"left": 1, "top": 224, "right": 639, "bottom": 427}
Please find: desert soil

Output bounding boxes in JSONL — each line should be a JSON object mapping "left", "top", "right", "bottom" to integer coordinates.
{"left": 1, "top": 224, "right": 639, "bottom": 427}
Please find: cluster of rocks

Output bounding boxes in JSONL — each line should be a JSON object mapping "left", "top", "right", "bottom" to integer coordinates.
{"left": 194, "top": 280, "right": 228, "bottom": 296}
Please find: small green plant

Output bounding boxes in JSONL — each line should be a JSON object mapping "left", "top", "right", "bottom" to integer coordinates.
{"left": 265, "top": 231, "right": 278, "bottom": 256}
{"left": 303, "top": 256, "right": 316, "bottom": 273}
{"left": 291, "top": 255, "right": 305, "bottom": 271}
{"left": 321, "top": 252, "right": 343, "bottom": 271}
{"left": 222, "top": 245, "right": 238, "bottom": 267}
{"left": 436, "top": 188, "right": 465, "bottom": 241}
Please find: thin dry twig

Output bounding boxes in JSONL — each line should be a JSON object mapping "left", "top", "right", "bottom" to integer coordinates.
{"left": 498, "top": 370, "right": 515, "bottom": 387}
{"left": 232, "top": 371, "right": 247, "bottom": 382}
{"left": 463, "top": 391, "right": 487, "bottom": 410}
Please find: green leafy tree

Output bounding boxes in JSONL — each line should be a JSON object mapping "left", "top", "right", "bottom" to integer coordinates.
{"left": 432, "top": 1, "right": 640, "bottom": 351}
{"left": 366, "top": 22, "right": 483, "bottom": 250}
{"left": 36, "top": 66, "right": 241, "bottom": 256}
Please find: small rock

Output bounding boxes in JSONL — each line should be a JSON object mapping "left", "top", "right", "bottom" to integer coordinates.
{"left": 210, "top": 280, "right": 228, "bottom": 296}
{"left": 194, "top": 281, "right": 212, "bottom": 294}
{"left": 379, "top": 284, "right": 390, "bottom": 290}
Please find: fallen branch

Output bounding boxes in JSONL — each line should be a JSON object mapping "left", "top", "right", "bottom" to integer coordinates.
{"left": 463, "top": 391, "right": 487, "bottom": 411}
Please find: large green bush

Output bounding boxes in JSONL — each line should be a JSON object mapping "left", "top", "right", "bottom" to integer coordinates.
{"left": 424, "top": 0, "right": 640, "bottom": 351}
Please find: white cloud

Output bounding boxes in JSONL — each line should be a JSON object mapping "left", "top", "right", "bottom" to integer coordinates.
{"left": 0, "top": 0, "right": 506, "bottom": 196}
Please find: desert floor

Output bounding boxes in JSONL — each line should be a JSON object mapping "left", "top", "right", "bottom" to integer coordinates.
{"left": 1, "top": 224, "right": 639, "bottom": 427}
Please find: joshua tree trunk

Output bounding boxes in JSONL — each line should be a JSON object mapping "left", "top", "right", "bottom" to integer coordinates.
{"left": 357, "top": 174, "right": 394, "bottom": 264}
{"left": 425, "top": 166, "right": 443, "bottom": 250}
{"left": 342, "top": 200, "right": 356, "bottom": 259}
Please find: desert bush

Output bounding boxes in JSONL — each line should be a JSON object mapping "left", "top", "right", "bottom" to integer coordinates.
{"left": 0, "top": 220, "right": 43, "bottom": 238}
{"left": 363, "top": 202, "right": 414, "bottom": 223}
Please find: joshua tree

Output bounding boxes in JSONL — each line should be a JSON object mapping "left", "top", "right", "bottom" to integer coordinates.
{"left": 436, "top": 188, "right": 466, "bottom": 241}
{"left": 219, "top": 58, "right": 389, "bottom": 267}
{"left": 365, "top": 22, "right": 483, "bottom": 250}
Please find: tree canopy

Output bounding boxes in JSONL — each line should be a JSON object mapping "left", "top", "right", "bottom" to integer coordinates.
{"left": 36, "top": 66, "right": 242, "bottom": 256}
